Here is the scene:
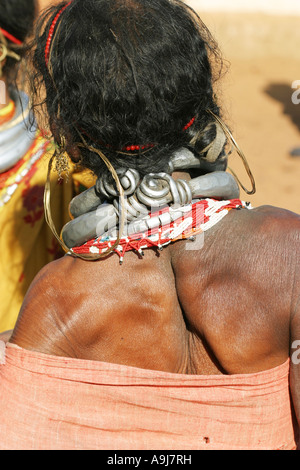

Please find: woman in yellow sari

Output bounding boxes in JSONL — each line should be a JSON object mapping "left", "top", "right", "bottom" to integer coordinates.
{"left": 0, "top": 0, "right": 91, "bottom": 332}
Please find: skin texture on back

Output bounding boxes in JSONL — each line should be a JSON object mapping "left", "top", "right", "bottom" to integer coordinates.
{"left": 10, "top": 204, "right": 300, "bottom": 378}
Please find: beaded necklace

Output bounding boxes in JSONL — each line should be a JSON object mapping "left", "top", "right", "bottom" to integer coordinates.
{"left": 71, "top": 198, "right": 248, "bottom": 264}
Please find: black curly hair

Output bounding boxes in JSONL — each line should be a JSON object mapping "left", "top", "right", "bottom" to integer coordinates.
{"left": 0, "top": 0, "right": 37, "bottom": 83}
{"left": 32, "top": 0, "right": 228, "bottom": 179}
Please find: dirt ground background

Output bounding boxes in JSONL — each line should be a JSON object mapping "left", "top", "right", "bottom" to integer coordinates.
{"left": 38, "top": 1, "right": 300, "bottom": 213}
{"left": 199, "top": 11, "right": 300, "bottom": 214}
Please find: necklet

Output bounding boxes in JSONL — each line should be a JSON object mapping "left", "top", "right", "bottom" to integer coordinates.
{"left": 70, "top": 198, "right": 249, "bottom": 264}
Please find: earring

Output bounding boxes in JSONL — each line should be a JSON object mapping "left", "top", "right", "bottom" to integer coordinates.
{"left": 54, "top": 136, "right": 70, "bottom": 180}
{"left": 44, "top": 152, "right": 96, "bottom": 261}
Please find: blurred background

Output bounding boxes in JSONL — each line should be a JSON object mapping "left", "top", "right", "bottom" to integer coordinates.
{"left": 186, "top": 0, "right": 300, "bottom": 213}
{"left": 38, "top": 0, "right": 300, "bottom": 213}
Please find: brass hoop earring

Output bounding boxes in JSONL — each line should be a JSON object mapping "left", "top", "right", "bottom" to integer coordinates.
{"left": 44, "top": 153, "right": 100, "bottom": 260}
{"left": 207, "top": 110, "right": 256, "bottom": 195}
{"left": 77, "top": 142, "right": 126, "bottom": 256}
{"left": 44, "top": 152, "right": 70, "bottom": 254}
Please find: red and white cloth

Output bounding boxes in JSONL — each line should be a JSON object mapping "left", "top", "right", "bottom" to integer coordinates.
{"left": 71, "top": 198, "right": 248, "bottom": 262}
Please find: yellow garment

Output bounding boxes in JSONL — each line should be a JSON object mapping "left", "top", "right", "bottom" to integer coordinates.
{"left": 0, "top": 101, "right": 15, "bottom": 125}
{"left": 0, "top": 132, "right": 94, "bottom": 332}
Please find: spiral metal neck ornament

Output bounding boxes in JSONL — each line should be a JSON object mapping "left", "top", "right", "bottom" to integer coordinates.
{"left": 49, "top": 111, "right": 256, "bottom": 257}
{"left": 61, "top": 147, "right": 240, "bottom": 250}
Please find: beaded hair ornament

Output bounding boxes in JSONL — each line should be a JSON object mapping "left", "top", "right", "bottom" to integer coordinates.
{"left": 43, "top": 0, "right": 256, "bottom": 261}
{"left": 45, "top": 1, "right": 72, "bottom": 67}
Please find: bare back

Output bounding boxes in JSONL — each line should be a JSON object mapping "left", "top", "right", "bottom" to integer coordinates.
{"left": 10, "top": 204, "right": 300, "bottom": 379}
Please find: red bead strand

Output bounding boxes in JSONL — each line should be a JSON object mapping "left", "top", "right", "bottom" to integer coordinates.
{"left": 45, "top": 1, "right": 73, "bottom": 66}
{"left": 121, "top": 116, "right": 196, "bottom": 152}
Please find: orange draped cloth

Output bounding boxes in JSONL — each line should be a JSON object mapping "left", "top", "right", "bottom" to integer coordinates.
{"left": 0, "top": 343, "right": 297, "bottom": 450}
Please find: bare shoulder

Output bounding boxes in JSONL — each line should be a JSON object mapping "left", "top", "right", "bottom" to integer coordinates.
{"left": 224, "top": 204, "right": 299, "bottom": 280}
{"left": 250, "top": 204, "right": 300, "bottom": 229}
{"left": 18, "top": 255, "right": 76, "bottom": 308}
{"left": 10, "top": 255, "right": 79, "bottom": 350}
{"left": 245, "top": 205, "right": 300, "bottom": 257}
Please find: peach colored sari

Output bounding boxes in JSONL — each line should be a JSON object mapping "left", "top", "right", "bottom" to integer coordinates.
{"left": 0, "top": 342, "right": 297, "bottom": 450}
